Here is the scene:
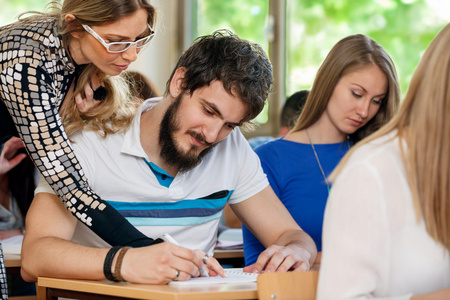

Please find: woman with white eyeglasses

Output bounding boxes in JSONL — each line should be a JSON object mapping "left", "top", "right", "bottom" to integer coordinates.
{"left": 0, "top": 0, "right": 160, "bottom": 255}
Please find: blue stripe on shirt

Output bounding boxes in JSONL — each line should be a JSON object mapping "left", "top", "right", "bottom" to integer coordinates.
{"left": 119, "top": 207, "right": 225, "bottom": 218}
{"left": 127, "top": 211, "right": 223, "bottom": 226}
{"left": 105, "top": 190, "right": 232, "bottom": 226}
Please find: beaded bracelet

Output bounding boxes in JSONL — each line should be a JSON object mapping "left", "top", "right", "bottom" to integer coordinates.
{"left": 113, "top": 246, "right": 131, "bottom": 282}
{"left": 103, "top": 246, "right": 122, "bottom": 282}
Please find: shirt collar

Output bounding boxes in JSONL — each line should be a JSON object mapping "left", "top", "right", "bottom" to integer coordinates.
{"left": 121, "top": 97, "right": 162, "bottom": 158}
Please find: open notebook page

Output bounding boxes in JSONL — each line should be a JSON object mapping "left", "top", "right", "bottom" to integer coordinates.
{"left": 169, "top": 268, "right": 258, "bottom": 286}
{"left": 1, "top": 235, "right": 23, "bottom": 254}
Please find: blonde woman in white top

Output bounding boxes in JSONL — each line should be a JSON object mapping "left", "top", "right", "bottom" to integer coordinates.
{"left": 317, "top": 23, "right": 450, "bottom": 299}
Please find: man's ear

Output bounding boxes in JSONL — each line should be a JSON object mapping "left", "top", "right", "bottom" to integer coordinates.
{"left": 64, "top": 14, "right": 82, "bottom": 38}
{"left": 169, "top": 67, "right": 187, "bottom": 97}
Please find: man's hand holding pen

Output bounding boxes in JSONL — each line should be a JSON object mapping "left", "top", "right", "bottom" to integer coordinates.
{"left": 163, "top": 233, "right": 226, "bottom": 281}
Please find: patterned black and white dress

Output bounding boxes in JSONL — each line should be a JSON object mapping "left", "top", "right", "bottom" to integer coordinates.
{"left": 0, "top": 20, "right": 155, "bottom": 258}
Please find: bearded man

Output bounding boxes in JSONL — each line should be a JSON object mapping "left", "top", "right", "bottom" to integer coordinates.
{"left": 21, "top": 30, "right": 317, "bottom": 285}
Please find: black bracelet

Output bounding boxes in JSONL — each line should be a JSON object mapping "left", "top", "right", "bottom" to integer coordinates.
{"left": 103, "top": 246, "right": 122, "bottom": 282}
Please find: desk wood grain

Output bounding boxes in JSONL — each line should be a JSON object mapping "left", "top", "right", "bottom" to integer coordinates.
{"left": 213, "top": 249, "right": 244, "bottom": 259}
{"left": 37, "top": 277, "right": 257, "bottom": 300}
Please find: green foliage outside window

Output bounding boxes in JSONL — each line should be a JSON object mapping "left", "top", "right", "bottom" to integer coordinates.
{"left": 195, "top": 0, "right": 270, "bottom": 124}
{"left": 4, "top": 0, "right": 447, "bottom": 125}
{"left": 286, "top": 0, "right": 447, "bottom": 97}
{"left": 195, "top": 0, "right": 448, "bottom": 125}
{"left": 195, "top": 0, "right": 269, "bottom": 49}
{"left": 0, "top": 0, "right": 48, "bottom": 26}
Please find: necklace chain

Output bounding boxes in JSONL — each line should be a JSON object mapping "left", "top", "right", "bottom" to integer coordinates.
{"left": 305, "top": 129, "right": 350, "bottom": 194}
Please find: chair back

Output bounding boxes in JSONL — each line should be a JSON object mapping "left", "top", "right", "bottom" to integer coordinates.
{"left": 257, "top": 271, "right": 319, "bottom": 300}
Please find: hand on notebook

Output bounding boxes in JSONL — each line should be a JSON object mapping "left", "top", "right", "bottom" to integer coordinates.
{"left": 243, "top": 244, "right": 311, "bottom": 274}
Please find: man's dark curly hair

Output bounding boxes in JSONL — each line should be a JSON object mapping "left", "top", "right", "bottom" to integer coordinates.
{"left": 165, "top": 29, "right": 273, "bottom": 125}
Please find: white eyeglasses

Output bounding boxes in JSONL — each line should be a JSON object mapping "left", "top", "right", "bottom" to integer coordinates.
{"left": 82, "top": 24, "right": 155, "bottom": 53}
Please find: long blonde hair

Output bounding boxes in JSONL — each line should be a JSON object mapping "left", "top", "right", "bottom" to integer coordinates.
{"left": 332, "top": 23, "right": 450, "bottom": 251}
{"left": 61, "top": 65, "right": 140, "bottom": 137}
{"left": 291, "top": 34, "right": 400, "bottom": 143}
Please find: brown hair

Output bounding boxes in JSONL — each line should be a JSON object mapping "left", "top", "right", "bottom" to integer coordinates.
{"left": 124, "top": 70, "right": 160, "bottom": 100}
{"left": 165, "top": 29, "right": 273, "bottom": 129}
{"left": 62, "top": 65, "right": 140, "bottom": 137}
{"left": 57, "top": 0, "right": 156, "bottom": 53}
{"left": 14, "top": 0, "right": 156, "bottom": 47}
{"left": 291, "top": 34, "right": 400, "bottom": 143}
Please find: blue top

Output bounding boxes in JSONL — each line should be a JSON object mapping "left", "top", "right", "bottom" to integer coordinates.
{"left": 242, "top": 137, "right": 350, "bottom": 265}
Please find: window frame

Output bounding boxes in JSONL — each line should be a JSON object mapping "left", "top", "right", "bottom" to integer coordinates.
{"left": 177, "top": 0, "right": 287, "bottom": 138}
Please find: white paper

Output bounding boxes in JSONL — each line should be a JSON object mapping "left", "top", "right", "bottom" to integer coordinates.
{"left": 169, "top": 268, "right": 258, "bottom": 286}
{"left": 1, "top": 234, "right": 23, "bottom": 254}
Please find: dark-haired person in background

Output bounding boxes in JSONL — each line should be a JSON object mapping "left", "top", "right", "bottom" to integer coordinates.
{"left": 247, "top": 90, "right": 309, "bottom": 150}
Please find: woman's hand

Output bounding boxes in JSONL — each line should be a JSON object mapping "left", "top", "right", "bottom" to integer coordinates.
{"left": 0, "top": 137, "right": 26, "bottom": 175}
{"left": 75, "top": 73, "right": 105, "bottom": 114}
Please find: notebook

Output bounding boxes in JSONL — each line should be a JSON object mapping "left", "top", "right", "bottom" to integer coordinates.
{"left": 1, "top": 235, "right": 23, "bottom": 254}
{"left": 169, "top": 268, "right": 258, "bottom": 285}
{"left": 215, "top": 228, "right": 243, "bottom": 250}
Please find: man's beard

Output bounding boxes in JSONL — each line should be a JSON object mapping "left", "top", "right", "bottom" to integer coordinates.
{"left": 159, "top": 95, "right": 216, "bottom": 173}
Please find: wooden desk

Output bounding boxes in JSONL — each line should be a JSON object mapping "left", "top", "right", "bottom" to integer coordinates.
{"left": 37, "top": 277, "right": 257, "bottom": 300}
{"left": 4, "top": 253, "right": 21, "bottom": 274}
{"left": 213, "top": 249, "right": 243, "bottom": 259}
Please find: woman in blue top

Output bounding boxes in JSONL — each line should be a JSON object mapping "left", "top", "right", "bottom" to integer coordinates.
{"left": 242, "top": 34, "right": 401, "bottom": 266}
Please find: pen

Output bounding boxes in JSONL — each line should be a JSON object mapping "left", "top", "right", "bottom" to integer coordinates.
{"left": 163, "top": 233, "right": 210, "bottom": 277}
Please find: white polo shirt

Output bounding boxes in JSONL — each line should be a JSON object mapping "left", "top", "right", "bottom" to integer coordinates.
{"left": 37, "top": 98, "right": 268, "bottom": 254}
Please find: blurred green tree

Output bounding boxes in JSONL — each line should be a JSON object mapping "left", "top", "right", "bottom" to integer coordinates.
{"left": 286, "top": 0, "right": 447, "bottom": 96}
{"left": 195, "top": 0, "right": 448, "bottom": 100}
{"left": 0, "top": 0, "right": 48, "bottom": 26}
